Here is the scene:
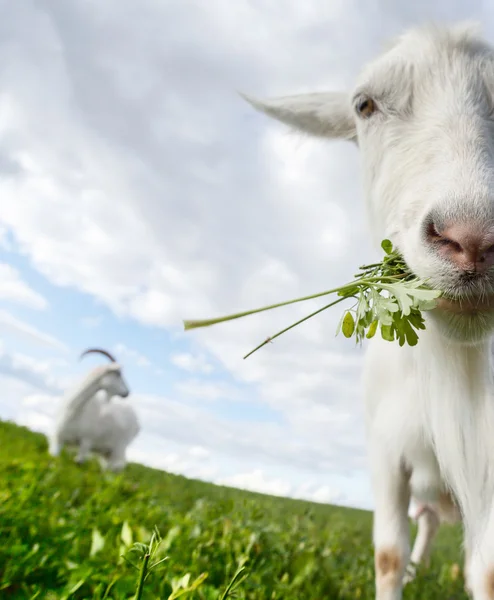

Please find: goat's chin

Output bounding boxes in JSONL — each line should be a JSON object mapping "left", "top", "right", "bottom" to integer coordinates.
{"left": 427, "top": 307, "right": 494, "bottom": 344}
{"left": 410, "top": 267, "right": 494, "bottom": 343}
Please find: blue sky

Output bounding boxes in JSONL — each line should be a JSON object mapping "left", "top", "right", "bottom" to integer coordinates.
{"left": 1, "top": 0, "right": 491, "bottom": 509}
{"left": 0, "top": 244, "right": 282, "bottom": 426}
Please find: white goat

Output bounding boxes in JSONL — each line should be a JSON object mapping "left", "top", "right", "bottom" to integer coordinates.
{"left": 243, "top": 21, "right": 494, "bottom": 600}
{"left": 48, "top": 348, "right": 140, "bottom": 472}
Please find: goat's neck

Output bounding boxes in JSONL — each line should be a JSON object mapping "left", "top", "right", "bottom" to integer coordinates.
{"left": 414, "top": 323, "right": 494, "bottom": 537}
{"left": 59, "top": 376, "right": 103, "bottom": 424}
{"left": 416, "top": 323, "right": 492, "bottom": 401}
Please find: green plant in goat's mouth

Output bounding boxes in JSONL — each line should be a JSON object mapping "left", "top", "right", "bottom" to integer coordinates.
{"left": 183, "top": 240, "right": 442, "bottom": 359}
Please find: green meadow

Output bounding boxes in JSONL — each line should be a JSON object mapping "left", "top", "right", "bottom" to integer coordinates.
{"left": 0, "top": 420, "right": 467, "bottom": 599}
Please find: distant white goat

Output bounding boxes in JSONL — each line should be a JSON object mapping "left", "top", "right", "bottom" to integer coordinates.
{"left": 243, "top": 21, "right": 494, "bottom": 600}
{"left": 48, "top": 348, "right": 140, "bottom": 472}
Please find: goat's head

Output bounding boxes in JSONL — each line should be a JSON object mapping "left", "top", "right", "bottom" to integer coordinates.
{"left": 80, "top": 348, "right": 130, "bottom": 398}
{"left": 243, "top": 22, "right": 494, "bottom": 343}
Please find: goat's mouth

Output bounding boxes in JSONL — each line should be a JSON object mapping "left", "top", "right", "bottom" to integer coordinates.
{"left": 436, "top": 295, "right": 494, "bottom": 315}
{"left": 423, "top": 274, "right": 494, "bottom": 342}
{"left": 428, "top": 272, "right": 494, "bottom": 315}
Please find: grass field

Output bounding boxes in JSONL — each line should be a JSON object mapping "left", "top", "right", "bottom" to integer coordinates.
{"left": 0, "top": 420, "right": 468, "bottom": 599}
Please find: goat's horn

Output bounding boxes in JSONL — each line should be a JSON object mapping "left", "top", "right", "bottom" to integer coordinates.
{"left": 80, "top": 348, "right": 117, "bottom": 363}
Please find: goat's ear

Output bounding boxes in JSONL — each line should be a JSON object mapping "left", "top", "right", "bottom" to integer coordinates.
{"left": 240, "top": 91, "right": 357, "bottom": 142}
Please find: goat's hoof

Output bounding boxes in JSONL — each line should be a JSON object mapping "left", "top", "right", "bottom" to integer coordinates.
{"left": 403, "top": 563, "right": 417, "bottom": 586}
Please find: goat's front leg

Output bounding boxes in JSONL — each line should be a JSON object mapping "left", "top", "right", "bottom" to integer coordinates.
{"left": 371, "top": 446, "right": 411, "bottom": 600}
{"left": 48, "top": 434, "right": 62, "bottom": 457}
{"left": 467, "top": 515, "right": 494, "bottom": 600}
{"left": 464, "top": 541, "right": 473, "bottom": 597}
{"left": 75, "top": 438, "right": 92, "bottom": 464}
{"left": 403, "top": 505, "right": 440, "bottom": 585}
{"left": 106, "top": 447, "right": 126, "bottom": 473}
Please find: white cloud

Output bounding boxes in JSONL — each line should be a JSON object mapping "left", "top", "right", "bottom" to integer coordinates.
{"left": 175, "top": 379, "right": 240, "bottom": 401}
{"left": 0, "top": 262, "right": 47, "bottom": 309}
{"left": 188, "top": 445, "right": 211, "bottom": 460}
{"left": 113, "top": 342, "right": 151, "bottom": 368}
{"left": 217, "top": 469, "right": 345, "bottom": 505}
{"left": 219, "top": 469, "right": 292, "bottom": 498}
{"left": 0, "top": 0, "right": 488, "bottom": 509}
{"left": 170, "top": 352, "right": 213, "bottom": 374}
{"left": 18, "top": 408, "right": 53, "bottom": 433}
{"left": 81, "top": 315, "right": 103, "bottom": 328}
{"left": 0, "top": 344, "right": 66, "bottom": 394}
{"left": 308, "top": 484, "right": 344, "bottom": 505}
{"left": 0, "top": 309, "right": 66, "bottom": 350}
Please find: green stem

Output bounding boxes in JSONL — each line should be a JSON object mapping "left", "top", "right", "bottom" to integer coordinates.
{"left": 358, "top": 262, "right": 385, "bottom": 270}
{"left": 183, "top": 276, "right": 410, "bottom": 332}
{"left": 219, "top": 566, "right": 248, "bottom": 600}
{"left": 243, "top": 296, "right": 349, "bottom": 359}
{"left": 134, "top": 552, "right": 150, "bottom": 600}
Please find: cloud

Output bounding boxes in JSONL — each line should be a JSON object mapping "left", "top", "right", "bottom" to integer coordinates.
{"left": 0, "top": 344, "right": 65, "bottom": 394}
{"left": 0, "top": 309, "right": 66, "bottom": 350}
{"left": 135, "top": 393, "right": 366, "bottom": 476}
{"left": 0, "top": 262, "right": 47, "bottom": 309}
{"left": 18, "top": 407, "right": 53, "bottom": 434}
{"left": 188, "top": 445, "right": 211, "bottom": 460}
{"left": 80, "top": 315, "right": 103, "bottom": 328}
{"left": 113, "top": 342, "right": 151, "bottom": 368}
{"left": 0, "top": 0, "right": 489, "bottom": 509}
{"left": 175, "top": 379, "right": 241, "bottom": 401}
{"left": 170, "top": 352, "right": 214, "bottom": 374}
{"left": 0, "top": 0, "right": 372, "bottom": 477}
{"left": 219, "top": 469, "right": 292, "bottom": 498}
{"left": 217, "top": 470, "right": 345, "bottom": 505}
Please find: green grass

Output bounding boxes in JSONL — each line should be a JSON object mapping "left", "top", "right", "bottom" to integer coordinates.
{"left": 0, "top": 420, "right": 467, "bottom": 599}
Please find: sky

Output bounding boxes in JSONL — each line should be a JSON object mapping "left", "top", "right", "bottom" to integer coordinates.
{"left": 0, "top": 0, "right": 492, "bottom": 511}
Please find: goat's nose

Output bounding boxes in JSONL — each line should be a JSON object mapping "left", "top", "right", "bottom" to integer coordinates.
{"left": 426, "top": 220, "right": 494, "bottom": 272}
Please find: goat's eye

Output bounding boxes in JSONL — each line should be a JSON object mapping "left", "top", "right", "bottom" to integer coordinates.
{"left": 356, "top": 97, "right": 377, "bottom": 118}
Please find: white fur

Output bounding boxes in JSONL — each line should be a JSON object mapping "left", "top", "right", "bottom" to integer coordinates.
{"left": 243, "top": 21, "right": 494, "bottom": 599}
{"left": 48, "top": 361, "right": 140, "bottom": 472}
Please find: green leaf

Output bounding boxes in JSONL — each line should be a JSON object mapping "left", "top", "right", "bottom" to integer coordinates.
{"left": 355, "top": 321, "right": 366, "bottom": 344}
{"left": 337, "top": 285, "right": 359, "bottom": 297}
{"left": 381, "top": 239, "right": 393, "bottom": 254}
{"left": 363, "top": 309, "right": 374, "bottom": 327}
{"left": 374, "top": 303, "right": 393, "bottom": 327}
{"left": 356, "top": 293, "right": 369, "bottom": 321}
{"left": 378, "top": 297, "right": 400, "bottom": 313}
{"left": 381, "top": 284, "right": 414, "bottom": 316}
{"left": 121, "top": 521, "right": 133, "bottom": 548}
{"left": 380, "top": 324, "right": 395, "bottom": 342}
{"left": 341, "top": 312, "right": 355, "bottom": 338}
{"left": 335, "top": 310, "right": 346, "bottom": 336}
{"left": 90, "top": 527, "right": 105, "bottom": 557}
{"left": 404, "top": 319, "right": 419, "bottom": 346}
{"left": 408, "top": 309, "right": 426, "bottom": 331}
{"left": 415, "top": 298, "right": 438, "bottom": 311}
{"left": 366, "top": 320, "right": 378, "bottom": 339}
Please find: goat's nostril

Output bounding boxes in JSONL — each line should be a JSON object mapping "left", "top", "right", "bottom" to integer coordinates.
{"left": 426, "top": 219, "right": 494, "bottom": 271}
{"left": 449, "top": 240, "right": 463, "bottom": 253}
{"left": 426, "top": 221, "right": 462, "bottom": 252}
{"left": 426, "top": 221, "right": 442, "bottom": 242}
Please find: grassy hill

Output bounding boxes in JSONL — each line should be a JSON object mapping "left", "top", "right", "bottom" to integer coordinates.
{"left": 0, "top": 420, "right": 467, "bottom": 599}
